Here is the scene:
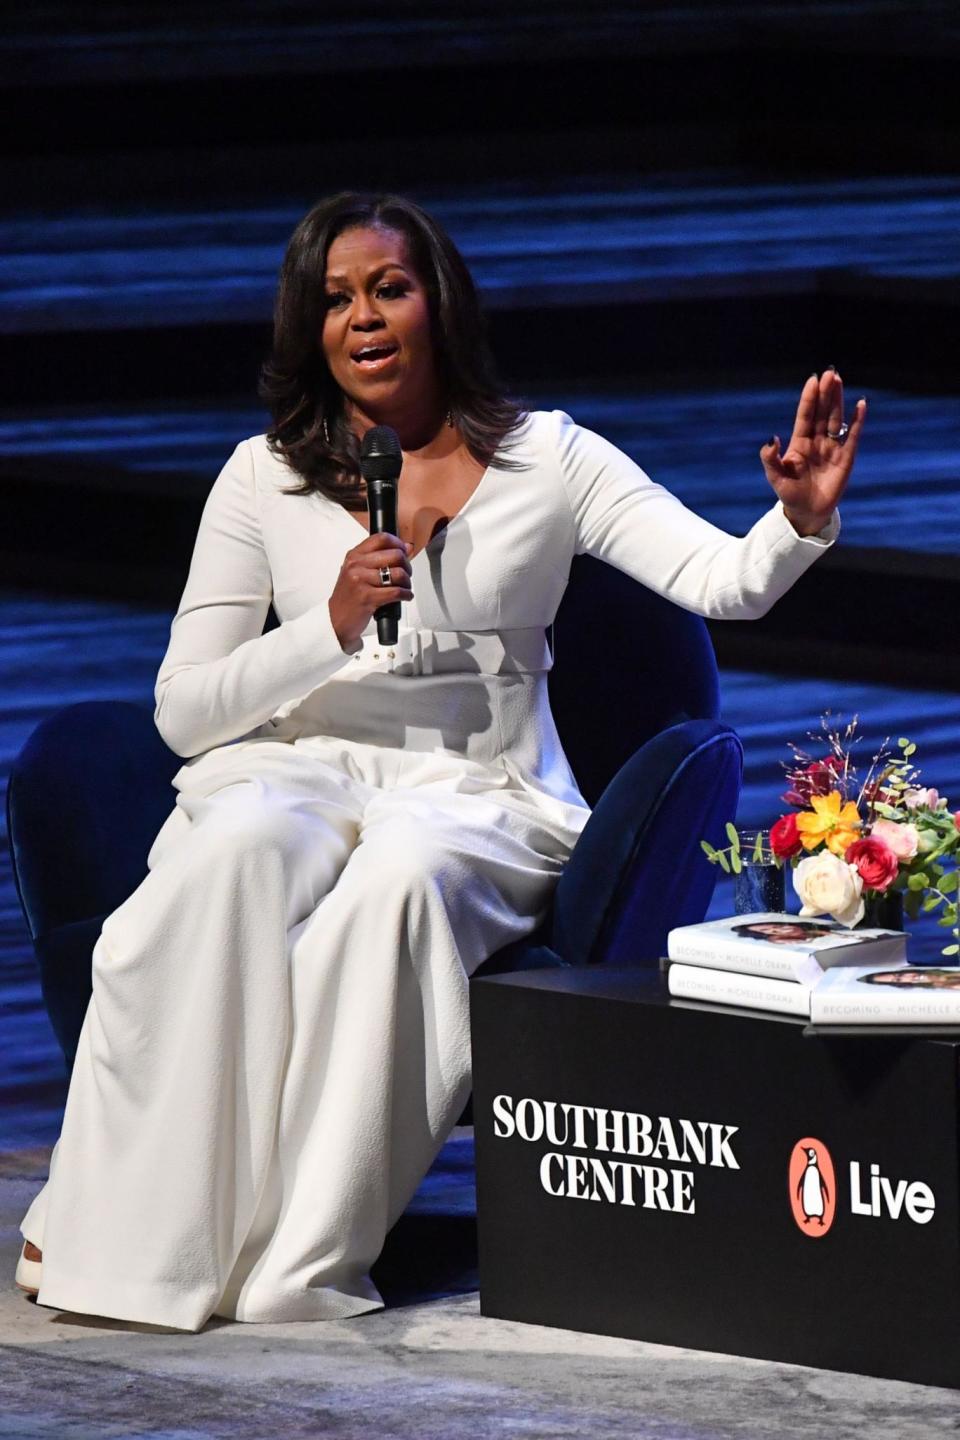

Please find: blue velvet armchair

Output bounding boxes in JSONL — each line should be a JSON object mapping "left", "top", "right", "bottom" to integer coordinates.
{"left": 7, "top": 554, "right": 742, "bottom": 1076}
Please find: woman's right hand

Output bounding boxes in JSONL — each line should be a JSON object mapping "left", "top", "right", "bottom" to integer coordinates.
{"left": 329, "top": 532, "right": 414, "bottom": 654}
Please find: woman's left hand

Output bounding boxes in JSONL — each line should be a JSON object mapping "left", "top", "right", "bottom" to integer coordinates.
{"left": 760, "top": 370, "right": 866, "bottom": 536}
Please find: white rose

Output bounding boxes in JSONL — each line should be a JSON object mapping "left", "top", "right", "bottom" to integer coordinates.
{"left": 793, "top": 852, "right": 865, "bottom": 927}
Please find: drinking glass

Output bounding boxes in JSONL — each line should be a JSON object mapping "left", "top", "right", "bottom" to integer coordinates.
{"left": 732, "top": 828, "right": 785, "bottom": 915}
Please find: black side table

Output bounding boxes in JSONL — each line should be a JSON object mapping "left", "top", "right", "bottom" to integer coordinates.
{"left": 469, "top": 965, "right": 960, "bottom": 1388}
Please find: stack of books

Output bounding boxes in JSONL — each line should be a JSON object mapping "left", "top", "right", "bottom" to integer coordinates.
{"left": 665, "top": 913, "right": 909, "bottom": 1020}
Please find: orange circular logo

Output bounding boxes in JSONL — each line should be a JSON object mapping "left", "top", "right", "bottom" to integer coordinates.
{"left": 788, "top": 1137, "right": 836, "bottom": 1237}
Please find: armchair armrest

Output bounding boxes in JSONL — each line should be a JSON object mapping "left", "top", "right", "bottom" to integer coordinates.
{"left": 8, "top": 700, "right": 180, "bottom": 942}
{"left": 549, "top": 718, "right": 743, "bottom": 967}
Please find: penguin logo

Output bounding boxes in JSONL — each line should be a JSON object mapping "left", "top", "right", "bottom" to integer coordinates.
{"left": 788, "top": 1137, "right": 837, "bottom": 1238}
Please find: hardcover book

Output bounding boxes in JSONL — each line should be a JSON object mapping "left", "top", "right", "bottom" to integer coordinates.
{"left": 666, "top": 912, "right": 907, "bottom": 985}
{"left": 666, "top": 962, "right": 813, "bottom": 1018}
{"left": 810, "top": 965, "right": 960, "bottom": 1025}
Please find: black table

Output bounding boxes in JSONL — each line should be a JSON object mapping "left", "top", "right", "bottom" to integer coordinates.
{"left": 469, "top": 964, "right": 960, "bottom": 1388}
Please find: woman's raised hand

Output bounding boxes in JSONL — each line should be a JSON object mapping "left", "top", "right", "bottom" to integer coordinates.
{"left": 760, "top": 370, "right": 866, "bottom": 536}
{"left": 329, "top": 532, "right": 414, "bottom": 654}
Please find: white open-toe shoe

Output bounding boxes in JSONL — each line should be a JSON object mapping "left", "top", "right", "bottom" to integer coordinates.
{"left": 15, "top": 1241, "right": 42, "bottom": 1297}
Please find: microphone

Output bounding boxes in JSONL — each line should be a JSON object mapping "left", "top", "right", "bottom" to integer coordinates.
{"left": 360, "top": 425, "right": 403, "bottom": 646}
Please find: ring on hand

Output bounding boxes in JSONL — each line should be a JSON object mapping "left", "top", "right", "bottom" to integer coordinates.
{"left": 826, "top": 422, "right": 849, "bottom": 443}
{"left": 378, "top": 566, "right": 392, "bottom": 587}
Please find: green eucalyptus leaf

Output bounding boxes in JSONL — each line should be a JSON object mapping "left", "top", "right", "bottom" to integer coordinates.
{"left": 725, "top": 822, "right": 740, "bottom": 850}
{"left": 907, "top": 872, "right": 929, "bottom": 891}
{"left": 717, "top": 852, "right": 731, "bottom": 874}
{"left": 730, "top": 851, "right": 742, "bottom": 874}
{"left": 939, "top": 871, "right": 959, "bottom": 894}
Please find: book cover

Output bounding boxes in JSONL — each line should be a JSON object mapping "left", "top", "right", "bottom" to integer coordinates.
{"left": 810, "top": 965, "right": 960, "bottom": 1025}
{"left": 666, "top": 912, "right": 907, "bottom": 984}
{"left": 666, "top": 962, "right": 811, "bottom": 1018}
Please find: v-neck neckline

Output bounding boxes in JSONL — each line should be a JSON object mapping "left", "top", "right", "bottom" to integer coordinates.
{"left": 339, "top": 457, "right": 495, "bottom": 559}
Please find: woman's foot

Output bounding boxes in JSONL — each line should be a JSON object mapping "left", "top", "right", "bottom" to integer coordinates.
{"left": 15, "top": 1241, "right": 42, "bottom": 1296}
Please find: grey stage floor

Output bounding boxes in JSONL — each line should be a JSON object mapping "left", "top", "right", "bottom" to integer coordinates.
{"left": 4, "top": 1168, "right": 960, "bottom": 1440}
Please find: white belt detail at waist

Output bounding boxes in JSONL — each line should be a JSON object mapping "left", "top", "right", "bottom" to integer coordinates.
{"left": 350, "top": 625, "right": 553, "bottom": 677}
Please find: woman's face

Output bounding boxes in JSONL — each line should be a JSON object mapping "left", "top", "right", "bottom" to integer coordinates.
{"left": 320, "top": 224, "right": 437, "bottom": 422}
{"left": 745, "top": 923, "right": 820, "bottom": 944}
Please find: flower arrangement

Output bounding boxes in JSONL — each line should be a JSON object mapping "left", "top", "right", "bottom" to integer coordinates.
{"left": 704, "top": 715, "right": 960, "bottom": 954}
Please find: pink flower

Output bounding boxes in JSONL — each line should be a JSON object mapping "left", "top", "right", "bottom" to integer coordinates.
{"left": 871, "top": 818, "right": 920, "bottom": 860}
{"left": 955, "top": 811, "right": 960, "bottom": 832}
{"left": 845, "top": 837, "right": 899, "bottom": 892}
{"left": 904, "top": 787, "right": 942, "bottom": 810}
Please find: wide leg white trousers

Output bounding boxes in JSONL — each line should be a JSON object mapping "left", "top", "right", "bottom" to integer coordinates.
{"left": 20, "top": 735, "right": 587, "bottom": 1331}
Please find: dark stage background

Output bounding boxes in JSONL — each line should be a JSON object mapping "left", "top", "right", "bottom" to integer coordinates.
{"left": 2, "top": 1, "right": 958, "bottom": 1167}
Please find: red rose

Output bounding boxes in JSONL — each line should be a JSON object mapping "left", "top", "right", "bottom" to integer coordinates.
{"left": 770, "top": 813, "right": 802, "bottom": 859}
{"left": 844, "top": 836, "right": 899, "bottom": 892}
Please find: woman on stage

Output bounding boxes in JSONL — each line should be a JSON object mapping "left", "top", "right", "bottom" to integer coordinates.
{"left": 17, "top": 192, "right": 864, "bottom": 1330}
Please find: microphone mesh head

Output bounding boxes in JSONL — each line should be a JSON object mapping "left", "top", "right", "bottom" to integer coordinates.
{"left": 360, "top": 425, "right": 403, "bottom": 482}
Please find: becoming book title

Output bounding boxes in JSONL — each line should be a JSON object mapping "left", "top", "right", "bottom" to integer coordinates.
{"left": 491, "top": 1094, "right": 739, "bottom": 1214}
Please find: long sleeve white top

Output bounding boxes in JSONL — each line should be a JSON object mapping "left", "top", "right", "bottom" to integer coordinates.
{"left": 155, "top": 409, "right": 837, "bottom": 803}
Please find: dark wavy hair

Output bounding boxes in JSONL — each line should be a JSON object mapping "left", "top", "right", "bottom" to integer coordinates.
{"left": 258, "top": 192, "right": 529, "bottom": 503}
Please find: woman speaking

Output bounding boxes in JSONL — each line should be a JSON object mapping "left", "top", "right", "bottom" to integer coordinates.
{"left": 17, "top": 192, "right": 864, "bottom": 1330}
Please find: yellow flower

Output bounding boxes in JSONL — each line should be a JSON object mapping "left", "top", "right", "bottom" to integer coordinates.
{"left": 795, "top": 790, "right": 862, "bottom": 857}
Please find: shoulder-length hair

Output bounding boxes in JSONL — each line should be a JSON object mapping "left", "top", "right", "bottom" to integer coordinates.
{"left": 258, "top": 192, "right": 529, "bottom": 502}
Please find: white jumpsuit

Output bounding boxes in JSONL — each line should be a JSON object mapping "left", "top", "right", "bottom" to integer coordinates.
{"left": 20, "top": 409, "right": 837, "bottom": 1331}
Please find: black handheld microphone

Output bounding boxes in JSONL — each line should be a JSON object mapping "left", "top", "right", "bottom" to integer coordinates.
{"left": 360, "top": 425, "right": 404, "bottom": 646}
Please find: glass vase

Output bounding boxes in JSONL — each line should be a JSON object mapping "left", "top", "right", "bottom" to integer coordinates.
{"left": 732, "top": 829, "right": 786, "bottom": 916}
